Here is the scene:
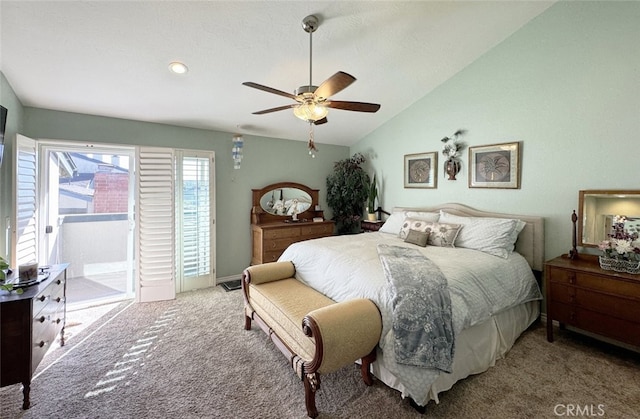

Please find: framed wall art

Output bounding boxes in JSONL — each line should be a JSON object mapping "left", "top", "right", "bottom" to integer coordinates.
{"left": 404, "top": 152, "right": 437, "bottom": 189}
{"left": 468, "top": 141, "right": 520, "bottom": 189}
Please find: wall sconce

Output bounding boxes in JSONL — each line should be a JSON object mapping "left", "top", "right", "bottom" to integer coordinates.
{"left": 232, "top": 134, "right": 243, "bottom": 169}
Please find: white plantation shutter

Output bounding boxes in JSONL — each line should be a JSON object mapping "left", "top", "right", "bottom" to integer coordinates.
{"left": 12, "top": 135, "right": 38, "bottom": 267}
{"left": 135, "top": 146, "right": 176, "bottom": 302}
{"left": 176, "top": 151, "right": 215, "bottom": 291}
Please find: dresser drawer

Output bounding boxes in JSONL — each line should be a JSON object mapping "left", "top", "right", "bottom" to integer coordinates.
{"left": 263, "top": 228, "right": 301, "bottom": 239}
{"left": 32, "top": 277, "right": 66, "bottom": 316}
{"left": 263, "top": 250, "right": 284, "bottom": 263}
{"left": 548, "top": 268, "right": 640, "bottom": 298}
{"left": 264, "top": 237, "right": 298, "bottom": 252}
{"left": 552, "top": 302, "right": 640, "bottom": 347}
{"left": 301, "top": 224, "right": 333, "bottom": 236}
{"left": 549, "top": 283, "right": 639, "bottom": 322}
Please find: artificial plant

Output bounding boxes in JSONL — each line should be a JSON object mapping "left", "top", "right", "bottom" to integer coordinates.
{"left": 0, "top": 256, "right": 23, "bottom": 294}
{"left": 367, "top": 174, "right": 378, "bottom": 215}
{"left": 326, "top": 153, "right": 370, "bottom": 234}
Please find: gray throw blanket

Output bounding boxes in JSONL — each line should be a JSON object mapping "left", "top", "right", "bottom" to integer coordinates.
{"left": 377, "top": 244, "right": 455, "bottom": 372}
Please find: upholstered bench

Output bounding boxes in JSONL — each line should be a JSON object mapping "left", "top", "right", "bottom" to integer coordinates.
{"left": 242, "top": 261, "right": 382, "bottom": 418}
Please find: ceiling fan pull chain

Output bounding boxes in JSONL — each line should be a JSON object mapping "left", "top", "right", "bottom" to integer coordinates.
{"left": 308, "top": 122, "right": 317, "bottom": 158}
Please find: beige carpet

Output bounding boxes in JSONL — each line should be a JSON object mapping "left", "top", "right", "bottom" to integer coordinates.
{"left": 1, "top": 285, "right": 638, "bottom": 418}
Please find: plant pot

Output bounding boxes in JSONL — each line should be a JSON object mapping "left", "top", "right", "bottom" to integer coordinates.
{"left": 599, "top": 256, "right": 640, "bottom": 274}
{"left": 367, "top": 213, "right": 377, "bottom": 221}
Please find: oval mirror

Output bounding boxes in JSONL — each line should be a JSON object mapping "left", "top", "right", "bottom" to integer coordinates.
{"left": 578, "top": 190, "right": 640, "bottom": 247}
{"left": 260, "top": 187, "right": 312, "bottom": 216}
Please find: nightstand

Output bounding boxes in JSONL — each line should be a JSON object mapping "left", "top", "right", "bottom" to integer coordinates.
{"left": 544, "top": 254, "right": 640, "bottom": 348}
{"left": 361, "top": 220, "right": 385, "bottom": 232}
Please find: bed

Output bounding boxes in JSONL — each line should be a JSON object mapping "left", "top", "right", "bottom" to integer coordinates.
{"left": 278, "top": 203, "right": 544, "bottom": 408}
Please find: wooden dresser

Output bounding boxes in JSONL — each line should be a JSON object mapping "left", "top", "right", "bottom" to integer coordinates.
{"left": 251, "top": 182, "right": 334, "bottom": 265}
{"left": 545, "top": 254, "right": 640, "bottom": 348}
{"left": 1, "top": 263, "right": 68, "bottom": 409}
{"left": 252, "top": 220, "right": 334, "bottom": 264}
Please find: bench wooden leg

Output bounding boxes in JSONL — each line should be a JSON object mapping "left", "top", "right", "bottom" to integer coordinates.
{"left": 303, "top": 372, "right": 320, "bottom": 418}
{"left": 244, "top": 314, "right": 251, "bottom": 330}
{"left": 360, "top": 349, "right": 377, "bottom": 386}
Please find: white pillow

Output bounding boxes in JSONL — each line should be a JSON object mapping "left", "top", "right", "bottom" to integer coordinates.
{"left": 378, "top": 211, "right": 407, "bottom": 235}
{"left": 378, "top": 210, "right": 439, "bottom": 235}
{"left": 404, "top": 211, "right": 440, "bottom": 222}
{"left": 439, "top": 211, "right": 524, "bottom": 258}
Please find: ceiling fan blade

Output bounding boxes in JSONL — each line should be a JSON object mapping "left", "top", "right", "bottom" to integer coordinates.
{"left": 252, "top": 104, "right": 297, "bottom": 115}
{"left": 325, "top": 101, "right": 381, "bottom": 113}
{"left": 313, "top": 117, "right": 328, "bottom": 125}
{"left": 243, "top": 82, "right": 298, "bottom": 101}
{"left": 314, "top": 71, "right": 356, "bottom": 99}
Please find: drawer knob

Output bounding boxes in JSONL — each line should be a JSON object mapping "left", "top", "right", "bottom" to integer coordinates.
{"left": 37, "top": 295, "right": 46, "bottom": 302}
{"left": 37, "top": 341, "right": 46, "bottom": 348}
{"left": 568, "top": 272, "right": 576, "bottom": 284}
{"left": 56, "top": 279, "right": 62, "bottom": 285}
{"left": 55, "top": 297, "right": 62, "bottom": 303}
{"left": 37, "top": 315, "right": 46, "bottom": 323}
{"left": 55, "top": 318, "right": 61, "bottom": 324}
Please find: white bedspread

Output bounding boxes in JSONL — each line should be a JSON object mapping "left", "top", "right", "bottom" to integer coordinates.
{"left": 278, "top": 232, "right": 542, "bottom": 404}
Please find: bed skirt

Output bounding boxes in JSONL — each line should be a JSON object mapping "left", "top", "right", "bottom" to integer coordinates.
{"left": 370, "top": 300, "right": 540, "bottom": 406}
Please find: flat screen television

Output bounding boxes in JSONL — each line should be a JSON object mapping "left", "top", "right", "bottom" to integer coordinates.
{"left": 0, "top": 105, "right": 7, "bottom": 167}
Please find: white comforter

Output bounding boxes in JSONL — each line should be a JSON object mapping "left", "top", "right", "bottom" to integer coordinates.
{"left": 279, "top": 231, "right": 542, "bottom": 404}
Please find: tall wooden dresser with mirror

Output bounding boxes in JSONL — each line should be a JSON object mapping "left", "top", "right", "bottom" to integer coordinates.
{"left": 251, "top": 182, "right": 334, "bottom": 265}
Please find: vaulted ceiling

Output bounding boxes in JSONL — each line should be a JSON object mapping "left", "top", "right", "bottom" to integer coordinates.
{"left": 0, "top": 1, "right": 554, "bottom": 146}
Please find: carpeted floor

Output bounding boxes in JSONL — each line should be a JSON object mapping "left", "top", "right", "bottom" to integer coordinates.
{"left": 1, "top": 285, "right": 638, "bottom": 418}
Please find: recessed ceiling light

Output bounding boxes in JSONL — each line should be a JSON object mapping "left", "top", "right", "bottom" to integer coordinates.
{"left": 168, "top": 62, "right": 188, "bottom": 74}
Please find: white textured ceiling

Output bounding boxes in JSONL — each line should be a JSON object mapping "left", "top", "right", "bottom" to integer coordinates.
{"left": 0, "top": 1, "right": 554, "bottom": 146}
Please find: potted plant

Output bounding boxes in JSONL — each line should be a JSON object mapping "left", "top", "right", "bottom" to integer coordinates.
{"left": 326, "top": 153, "right": 370, "bottom": 234}
{"left": 366, "top": 174, "right": 378, "bottom": 221}
{"left": 0, "top": 256, "right": 23, "bottom": 294}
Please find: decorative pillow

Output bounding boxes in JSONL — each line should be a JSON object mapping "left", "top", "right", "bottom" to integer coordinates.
{"left": 399, "top": 218, "right": 461, "bottom": 248}
{"left": 439, "top": 211, "right": 524, "bottom": 258}
{"left": 379, "top": 210, "right": 439, "bottom": 235}
{"left": 398, "top": 217, "right": 433, "bottom": 239}
{"left": 424, "top": 222, "right": 462, "bottom": 248}
{"left": 404, "top": 229, "right": 429, "bottom": 247}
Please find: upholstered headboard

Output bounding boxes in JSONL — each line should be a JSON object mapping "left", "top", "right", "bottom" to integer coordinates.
{"left": 393, "top": 203, "right": 545, "bottom": 272}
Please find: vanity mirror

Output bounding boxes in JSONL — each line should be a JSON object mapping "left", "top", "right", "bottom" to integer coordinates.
{"left": 259, "top": 187, "right": 312, "bottom": 216}
{"left": 578, "top": 189, "right": 640, "bottom": 247}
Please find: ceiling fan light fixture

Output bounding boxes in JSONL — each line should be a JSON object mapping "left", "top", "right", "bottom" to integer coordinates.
{"left": 293, "top": 102, "right": 328, "bottom": 122}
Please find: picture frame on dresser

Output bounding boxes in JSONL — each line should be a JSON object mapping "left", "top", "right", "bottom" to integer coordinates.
{"left": 468, "top": 141, "right": 520, "bottom": 189}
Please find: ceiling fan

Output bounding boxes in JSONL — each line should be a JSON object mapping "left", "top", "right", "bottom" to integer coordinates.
{"left": 242, "top": 15, "right": 381, "bottom": 128}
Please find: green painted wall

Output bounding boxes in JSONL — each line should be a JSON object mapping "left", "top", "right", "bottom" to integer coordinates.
{"left": 351, "top": 1, "right": 640, "bottom": 262}
{"left": 0, "top": 73, "right": 26, "bottom": 260}
{"left": 0, "top": 82, "right": 348, "bottom": 277}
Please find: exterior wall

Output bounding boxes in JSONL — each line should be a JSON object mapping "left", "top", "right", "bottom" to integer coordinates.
{"left": 93, "top": 172, "right": 129, "bottom": 213}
